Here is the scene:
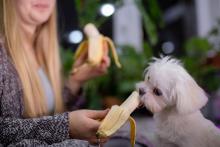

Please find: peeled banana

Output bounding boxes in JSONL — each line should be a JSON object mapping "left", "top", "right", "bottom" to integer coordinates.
{"left": 96, "top": 91, "right": 140, "bottom": 147}
{"left": 72, "top": 23, "right": 121, "bottom": 74}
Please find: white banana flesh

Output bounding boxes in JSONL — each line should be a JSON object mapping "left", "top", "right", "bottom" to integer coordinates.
{"left": 84, "top": 24, "right": 104, "bottom": 66}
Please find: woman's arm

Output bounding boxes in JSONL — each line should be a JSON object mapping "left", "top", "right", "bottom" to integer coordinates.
{"left": 62, "top": 84, "right": 85, "bottom": 111}
{"left": 62, "top": 48, "right": 110, "bottom": 109}
{"left": 0, "top": 47, "right": 70, "bottom": 146}
{"left": 0, "top": 113, "right": 70, "bottom": 146}
{"left": 0, "top": 45, "right": 108, "bottom": 146}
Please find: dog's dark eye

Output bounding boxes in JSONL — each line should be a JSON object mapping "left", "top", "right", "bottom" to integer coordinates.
{"left": 153, "top": 88, "right": 162, "bottom": 96}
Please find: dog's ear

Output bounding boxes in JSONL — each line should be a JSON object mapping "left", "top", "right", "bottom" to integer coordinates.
{"left": 173, "top": 78, "right": 208, "bottom": 115}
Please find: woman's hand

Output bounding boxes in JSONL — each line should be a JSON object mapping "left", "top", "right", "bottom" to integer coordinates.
{"left": 68, "top": 109, "right": 109, "bottom": 144}
{"left": 71, "top": 41, "right": 110, "bottom": 83}
{"left": 66, "top": 42, "right": 110, "bottom": 95}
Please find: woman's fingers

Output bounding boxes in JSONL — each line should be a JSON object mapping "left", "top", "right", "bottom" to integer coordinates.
{"left": 83, "top": 109, "right": 109, "bottom": 132}
{"left": 101, "top": 55, "right": 111, "bottom": 68}
{"left": 74, "top": 48, "right": 88, "bottom": 67}
{"left": 88, "top": 137, "right": 109, "bottom": 145}
{"left": 86, "top": 109, "right": 109, "bottom": 120}
{"left": 103, "top": 41, "right": 109, "bottom": 56}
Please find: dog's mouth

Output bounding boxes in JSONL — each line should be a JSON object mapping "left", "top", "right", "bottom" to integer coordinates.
{"left": 138, "top": 88, "right": 146, "bottom": 108}
{"left": 138, "top": 88, "right": 146, "bottom": 96}
{"left": 138, "top": 101, "right": 145, "bottom": 108}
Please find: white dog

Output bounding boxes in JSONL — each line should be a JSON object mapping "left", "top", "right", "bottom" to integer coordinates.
{"left": 137, "top": 56, "right": 220, "bottom": 147}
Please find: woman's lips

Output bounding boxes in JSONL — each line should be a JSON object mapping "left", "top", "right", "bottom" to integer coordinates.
{"left": 33, "top": 4, "right": 49, "bottom": 11}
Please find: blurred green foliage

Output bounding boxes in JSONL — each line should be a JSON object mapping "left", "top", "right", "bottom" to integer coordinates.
{"left": 181, "top": 34, "right": 220, "bottom": 92}
{"left": 61, "top": 0, "right": 220, "bottom": 109}
{"left": 84, "top": 44, "right": 153, "bottom": 109}
{"left": 75, "top": 0, "right": 123, "bottom": 28}
{"left": 135, "top": 0, "right": 163, "bottom": 45}
{"left": 74, "top": 0, "right": 161, "bottom": 45}
{"left": 58, "top": 0, "right": 161, "bottom": 109}
{"left": 114, "top": 44, "right": 153, "bottom": 97}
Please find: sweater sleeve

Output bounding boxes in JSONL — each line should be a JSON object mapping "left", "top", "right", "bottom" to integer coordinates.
{"left": 62, "top": 85, "right": 86, "bottom": 111}
{"left": 0, "top": 113, "right": 70, "bottom": 146}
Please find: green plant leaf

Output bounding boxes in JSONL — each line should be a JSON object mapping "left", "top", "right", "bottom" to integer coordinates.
{"left": 135, "top": 0, "right": 158, "bottom": 45}
{"left": 148, "top": 0, "right": 164, "bottom": 28}
{"left": 143, "top": 41, "right": 153, "bottom": 59}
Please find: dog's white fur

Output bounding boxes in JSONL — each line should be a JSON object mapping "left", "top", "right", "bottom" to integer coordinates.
{"left": 137, "top": 56, "right": 220, "bottom": 147}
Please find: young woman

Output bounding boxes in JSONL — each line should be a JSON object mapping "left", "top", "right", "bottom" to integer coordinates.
{"left": 0, "top": 0, "right": 110, "bottom": 146}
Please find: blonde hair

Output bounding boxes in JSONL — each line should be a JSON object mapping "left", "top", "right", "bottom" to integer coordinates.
{"left": 0, "top": 0, "right": 64, "bottom": 117}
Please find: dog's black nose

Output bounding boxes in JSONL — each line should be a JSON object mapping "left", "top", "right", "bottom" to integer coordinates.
{"left": 139, "top": 88, "right": 146, "bottom": 96}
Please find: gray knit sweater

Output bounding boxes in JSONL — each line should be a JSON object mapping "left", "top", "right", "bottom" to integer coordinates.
{"left": 0, "top": 44, "right": 88, "bottom": 146}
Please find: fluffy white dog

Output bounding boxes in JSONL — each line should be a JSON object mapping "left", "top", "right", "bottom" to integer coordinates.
{"left": 137, "top": 56, "right": 220, "bottom": 147}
